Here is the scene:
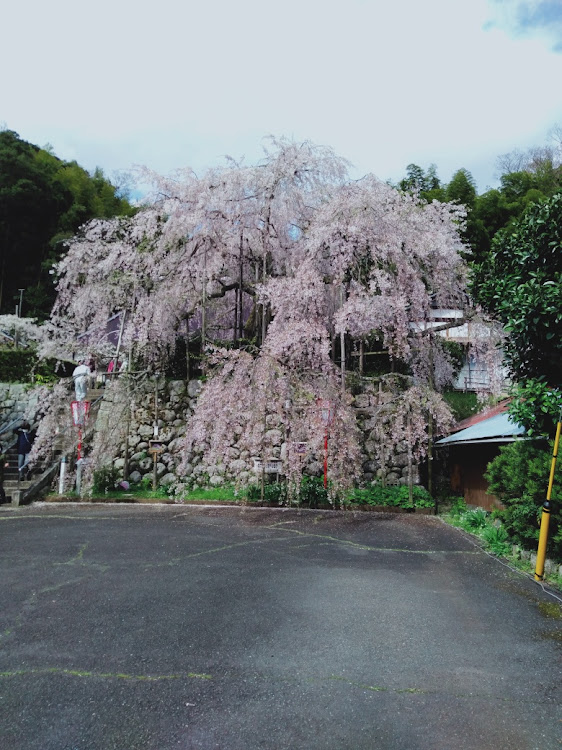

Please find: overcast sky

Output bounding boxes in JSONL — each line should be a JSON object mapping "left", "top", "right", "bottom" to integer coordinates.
{"left": 2, "top": 0, "right": 562, "bottom": 193}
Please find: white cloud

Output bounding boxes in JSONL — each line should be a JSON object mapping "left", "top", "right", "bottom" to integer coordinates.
{"left": 2, "top": 0, "right": 562, "bottom": 192}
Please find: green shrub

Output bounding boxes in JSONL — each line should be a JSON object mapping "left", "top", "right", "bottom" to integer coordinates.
{"left": 448, "top": 497, "right": 467, "bottom": 517}
{"left": 92, "top": 465, "right": 120, "bottom": 494}
{"left": 247, "top": 477, "right": 331, "bottom": 508}
{"left": 481, "top": 524, "right": 511, "bottom": 556}
{"left": 247, "top": 482, "right": 287, "bottom": 506}
{"left": 460, "top": 508, "right": 488, "bottom": 531}
{"left": 0, "top": 348, "right": 73, "bottom": 382}
{"left": 348, "top": 483, "right": 434, "bottom": 510}
{"left": 485, "top": 440, "right": 561, "bottom": 561}
{"left": 299, "top": 476, "right": 329, "bottom": 508}
{"left": 140, "top": 475, "right": 153, "bottom": 490}
{"left": 0, "top": 349, "right": 37, "bottom": 382}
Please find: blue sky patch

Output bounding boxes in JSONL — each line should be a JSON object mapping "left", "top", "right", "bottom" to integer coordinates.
{"left": 488, "top": 1, "right": 562, "bottom": 51}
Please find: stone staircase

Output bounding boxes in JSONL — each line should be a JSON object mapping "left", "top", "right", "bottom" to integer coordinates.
{"left": 0, "top": 388, "right": 107, "bottom": 506}
{"left": 2, "top": 442, "right": 35, "bottom": 505}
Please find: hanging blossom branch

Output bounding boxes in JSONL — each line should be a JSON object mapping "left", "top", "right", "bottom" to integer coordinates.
{"left": 373, "top": 385, "right": 455, "bottom": 467}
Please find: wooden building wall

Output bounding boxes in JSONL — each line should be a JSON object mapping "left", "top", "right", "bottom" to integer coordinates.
{"left": 447, "top": 443, "right": 505, "bottom": 512}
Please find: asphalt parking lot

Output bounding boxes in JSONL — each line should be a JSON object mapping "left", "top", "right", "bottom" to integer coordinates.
{"left": 0, "top": 503, "right": 561, "bottom": 750}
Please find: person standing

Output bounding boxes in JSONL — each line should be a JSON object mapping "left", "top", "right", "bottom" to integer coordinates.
{"left": 72, "top": 360, "right": 91, "bottom": 401}
{"left": 15, "top": 422, "right": 33, "bottom": 479}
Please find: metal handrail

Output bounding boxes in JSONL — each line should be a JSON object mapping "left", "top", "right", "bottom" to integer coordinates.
{"left": 0, "top": 417, "right": 23, "bottom": 438}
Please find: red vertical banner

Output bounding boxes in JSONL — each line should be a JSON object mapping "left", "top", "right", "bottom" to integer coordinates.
{"left": 71, "top": 401, "right": 91, "bottom": 463}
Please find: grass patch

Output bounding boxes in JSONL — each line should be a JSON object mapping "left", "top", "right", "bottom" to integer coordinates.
{"left": 182, "top": 486, "right": 239, "bottom": 502}
{"left": 442, "top": 391, "right": 479, "bottom": 422}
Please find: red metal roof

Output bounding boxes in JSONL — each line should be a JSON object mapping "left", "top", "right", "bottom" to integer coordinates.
{"left": 454, "top": 399, "right": 511, "bottom": 432}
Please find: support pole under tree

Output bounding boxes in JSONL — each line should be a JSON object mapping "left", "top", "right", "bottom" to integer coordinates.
{"left": 359, "top": 339, "right": 364, "bottom": 375}
{"left": 202, "top": 247, "right": 207, "bottom": 372}
{"left": 152, "top": 378, "right": 159, "bottom": 491}
{"left": 185, "top": 315, "right": 190, "bottom": 381}
{"left": 238, "top": 236, "right": 244, "bottom": 341}
{"left": 123, "top": 395, "right": 131, "bottom": 482}
{"left": 534, "top": 415, "right": 561, "bottom": 581}
{"left": 317, "top": 400, "right": 335, "bottom": 490}
{"left": 71, "top": 401, "right": 90, "bottom": 464}
{"left": 427, "top": 334, "right": 435, "bottom": 507}
{"left": 340, "top": 284, "right": 346, "bottom": 394}
{"left": 407, "top": 413, "right": 413, "bottom": 507}
{"left": 261, "top": 249, "right": 267, "bottom": 347}
{"left": 323, "top": 429, "right": 328, "bottom": 490}
{"left": 112, "top": 310, "right": 126, "bottom": 375}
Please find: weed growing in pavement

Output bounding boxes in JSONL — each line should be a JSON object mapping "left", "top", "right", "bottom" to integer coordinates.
{"left": 481, "top": 524, "right": 511, "bottom": 557}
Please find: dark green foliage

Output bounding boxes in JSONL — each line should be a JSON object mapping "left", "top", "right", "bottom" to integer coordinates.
{"left": 442, "top": 390, "right": 478, "bottom": 422}
{"left": 448, "top": 497, "right": 467, "bottom": 517}
{"left": 485, "top": 440, "right": 562, "bottom": 561}
{"left": 164, "top": 335, "right": 205, "bottom": 379}
{"left": 362, "top": 351, "right": 410, "bottom": 377}
{"left": 0, "top": 348, "right": 73, "bottom": 382}
{"left": 397, "top": 163, "right": 445, "bottom": 202}
{"left": 453, "top": 509, "right": 511, "bottom": 557}
{"left": 472, "top": 193, "right": 562, "bottom": 434}
{"left": 479, "top": 195, "right": 562, "bottom": 382}
{"left": 441, "top": 340, "right": 465, "bottom": 377}
{"left": 299, "top": 476, "right": 329, "bottom": 508}
{"left": 446, "top": 169, "right": 477, "bottom": 208}
{"left": 445, "top": 169, "right": 491, "bottom": 257}
{"left": 92, "top": 465, "right": 120, "bottom": 494}
{"left": 348, "top": 484, "right": 434, "bottom": 510}
{"left": 508, "top": 379, "right": 562, "bottom": 437}
{"left": 0, "top": 130, "right": 134, "bottom": 319}
{"left": 0, "top": 349, "right": 36, "bottom": 382}
{"left": 246, "top": 477, "right": 330, "bottom": 507}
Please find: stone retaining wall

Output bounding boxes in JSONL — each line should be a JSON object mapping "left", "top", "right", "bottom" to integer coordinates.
{"left": 96, "top": 378, "right": 198, "bottom": 487}
{"left": 0, "top": 383, "right": 45, "bottom": 452}
{"left": 103, "top": 376, "right": 420, "bottom": 488}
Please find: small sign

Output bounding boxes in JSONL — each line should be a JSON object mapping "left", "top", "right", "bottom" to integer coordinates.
{"left": 148, "top": 440, "right": 165, "bottom": 455}
{"left": 316, "top": 399, "right": 335, "bottom": 427}
{"left": 253, "top": 458, "right": 283, "bottom": 474}
{"left": 293, "top": 441, "right": 308, "bottom": 455}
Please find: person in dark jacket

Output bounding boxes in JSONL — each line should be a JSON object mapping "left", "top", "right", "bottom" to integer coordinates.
{"left": 15, "top": 422, "right": 34, "bottom": 479}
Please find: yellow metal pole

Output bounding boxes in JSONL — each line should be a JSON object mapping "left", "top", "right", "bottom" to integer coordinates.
{"left": 534, "top": 418, "right": 561, "bottom": 581}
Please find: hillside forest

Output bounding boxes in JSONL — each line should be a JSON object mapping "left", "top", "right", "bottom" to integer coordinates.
{"left": 0, "top": 129, "right": 134, "bottom": 319}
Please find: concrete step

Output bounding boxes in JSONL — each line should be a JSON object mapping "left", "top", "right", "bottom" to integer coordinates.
{"left": 86, "top": 389, "right": 105, "bottom": 401}
{"left": 4, "top": 480, "right": 33, "bottom": 491}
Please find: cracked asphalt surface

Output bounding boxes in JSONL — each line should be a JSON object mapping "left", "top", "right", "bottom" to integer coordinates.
{"left": 0, "top": 503, "right": 561, "bottom": 750}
